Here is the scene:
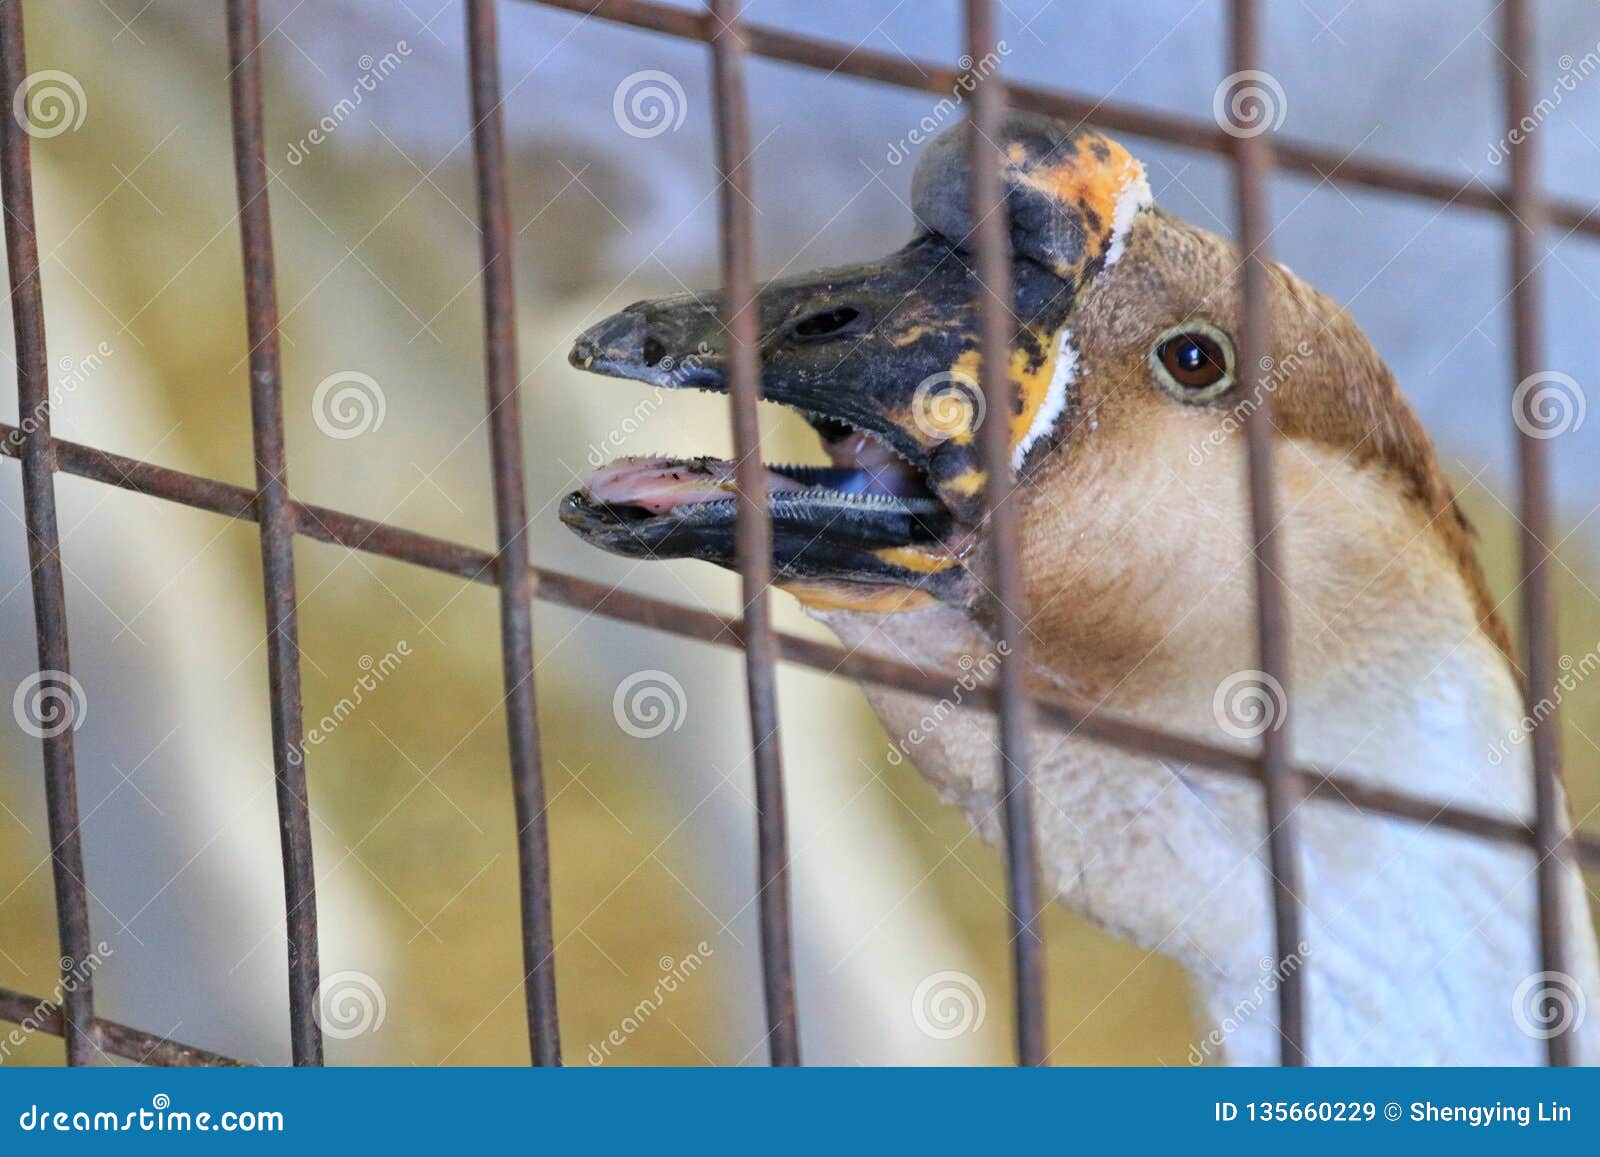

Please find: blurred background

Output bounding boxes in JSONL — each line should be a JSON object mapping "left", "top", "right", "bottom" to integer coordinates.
{"left": 1, "top": 0, "right": 1598, "bottom": 1065}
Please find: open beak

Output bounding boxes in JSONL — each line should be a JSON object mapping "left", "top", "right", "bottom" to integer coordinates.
{"left": 561, "top": 234, "right": 1074, "bottom": 605}
{"left": 560, "top": 114, "right": 1151, "bottom": 609}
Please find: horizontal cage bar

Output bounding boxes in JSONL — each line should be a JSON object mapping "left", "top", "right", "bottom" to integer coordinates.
{"left": 0, "top": 426, "right": 1590, "bottom": 876}
{"left": 520, "top": 0, "right": 1600, "bottom": 241}
{"left": 0, "top": 985, "right": 245, "bottom": 1067}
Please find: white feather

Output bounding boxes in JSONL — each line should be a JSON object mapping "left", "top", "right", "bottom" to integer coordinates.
{"left": 1103, "top": 167, "right": 1153, "bottom": 269}
{"left": 1012, "top": 328, "right": 1077, "bottom": 471}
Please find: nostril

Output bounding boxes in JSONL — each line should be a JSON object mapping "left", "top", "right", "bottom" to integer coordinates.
{"left": 641, "top": 335, "right": 668, "bottom": 367}
{"left": 792, "top": 306, "right": 864, "bottom": 342}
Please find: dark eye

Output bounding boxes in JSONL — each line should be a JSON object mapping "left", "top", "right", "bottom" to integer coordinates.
{"left": 1150, "top": 324, "right": 1235, "bottom": 400}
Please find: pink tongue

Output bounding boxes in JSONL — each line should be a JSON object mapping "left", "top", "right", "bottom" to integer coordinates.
{"left": 586, "top": 456, "right": 809, "bottom": 515}
{"left": 823, "top": 430, "right": 926, "bottom": 498}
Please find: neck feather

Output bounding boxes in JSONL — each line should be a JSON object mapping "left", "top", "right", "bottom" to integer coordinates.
{"left": 816, "top": 597, "right": 1600, "bottom": 1065}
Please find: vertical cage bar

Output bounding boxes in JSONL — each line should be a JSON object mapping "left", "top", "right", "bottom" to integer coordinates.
{"left": 224, "top": 0, "right": 323, "bottom": 1067}
{"left": 1501, "top": 0, "right": 1575, "bottom": 1068}
{"left": 1229, "top": 0, "right": 1308, "bottom": 1066}
{"left": 705, "top": 0, "right": 800, "bottom": 1065}
{"left": 0, "top": 0, "right": 97, "bottom": 1068}
{"left": 963, "top": 0, "right": 1048, "bottom": 1066}
{"left": 464, "top": 0, "right": 562, "bottom": 1066}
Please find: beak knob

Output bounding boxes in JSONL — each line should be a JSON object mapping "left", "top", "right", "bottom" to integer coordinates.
{"left": 910, "top": 110, "right": 1151, "bottom": 286}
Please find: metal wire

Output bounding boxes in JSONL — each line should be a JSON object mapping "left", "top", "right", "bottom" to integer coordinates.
{"left": 0, "top": 984, "right": 243, "bottom": 1067}
{"left": 1230, "top": 0, "right": 1307, "bottom": 1067}
{"left": 964, "top": 0, "right": 1048, "bottom": 1066}
{"left": 0, "top": 0, "right": 96, "bottom": 1069}
{"left": 1502, "top": 0, "right": 1577, "bottom": 1068}
{"left": 705, "top": 0, "right": 801, "bottom": 1066}
{"left": 4, "top": 422, "right": 1592, "bottom": 868}
{"left": 0, "top": 0, "right": 1593, "bottom": 1069}
{"left": 464, "top": 0, "right": 562, "bottom": 1067}
{"left": 519, "top": 0, "right": 1600, "bottom": 240}
{"left": 225, "top": 0, "right": 323, "bottom": 1069}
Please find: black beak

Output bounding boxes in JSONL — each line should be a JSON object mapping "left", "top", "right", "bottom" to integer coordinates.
{"left": 560, "top": 112, "right": 1153, "bottom": 606}
{"left": 568, "top": 235, "right": 1078, "bottom": 527}
{"left": 570, "top": 290, "right": 727, "bottom": 394}
{"left": 559, "top": 235, "right": 1074, "bottom": 605}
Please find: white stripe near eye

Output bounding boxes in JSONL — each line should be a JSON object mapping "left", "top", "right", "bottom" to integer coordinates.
{"left": 1012, "top": 328, "right": 1076, "bottom": 472}
{"left": 1104, "top": 167, "right": 1152, "bottom": 270}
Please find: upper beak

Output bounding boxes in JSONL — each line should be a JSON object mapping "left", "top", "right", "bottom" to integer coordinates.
{"left": 570, "top": 290, "right": 727, "bottom": 394}
{"left": 568, "top": 236, "right": 1077, "bottom": 525}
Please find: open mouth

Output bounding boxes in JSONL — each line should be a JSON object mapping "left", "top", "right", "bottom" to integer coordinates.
{"left": 556, "top": 225, "right": 1075, "bottom": 604}
{"left": 561, "top": 402, "right": 970, "bottom": 598}
{"left": 556, "top": 251, "right": 994, "bottom": 603}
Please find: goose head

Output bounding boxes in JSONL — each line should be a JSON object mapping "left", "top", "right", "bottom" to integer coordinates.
{"left": 562, "top": 110, "right": 1503, "bottom": 685}
{"left": 564, "top": 113, "right": 1149, "bottom": 616}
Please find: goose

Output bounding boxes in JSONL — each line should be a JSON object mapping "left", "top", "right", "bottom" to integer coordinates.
{"left": 561, "top": 111, "right": 1600, "bottom": 1065}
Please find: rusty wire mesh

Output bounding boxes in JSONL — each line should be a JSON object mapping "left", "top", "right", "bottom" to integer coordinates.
{"left": 0, "top": 0, "right": 1595, "bottom": 1068}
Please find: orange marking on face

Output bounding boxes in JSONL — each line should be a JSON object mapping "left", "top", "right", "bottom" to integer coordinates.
{"left": 1014, "top": 134, "right": 1143, "bottom": 271}
{"left": 946, "top": 330, "right": 1068, "bottom": 456}
{"left": 942, "top": 467, "right": 987, "bottom": 497}
{"left": 873, "top": 545, "right": 960, "bottom": 574}
{"left": 890, "top": 323, "right": 940, "bottom": 348}
{"left": 1007, "top": 339, "right": 1059, "bottom": 451}
{"left": 779, "top": 581, "right": 940, "bottom": 613}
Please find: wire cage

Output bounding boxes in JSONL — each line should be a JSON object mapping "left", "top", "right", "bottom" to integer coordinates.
{"left": 1, "top": 0, "right": 1597, "bottom": 1068}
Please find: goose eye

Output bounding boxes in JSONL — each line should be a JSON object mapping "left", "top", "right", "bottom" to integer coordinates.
{"left": 1150, "top": 324, "right": 1235, "bottom": 401}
